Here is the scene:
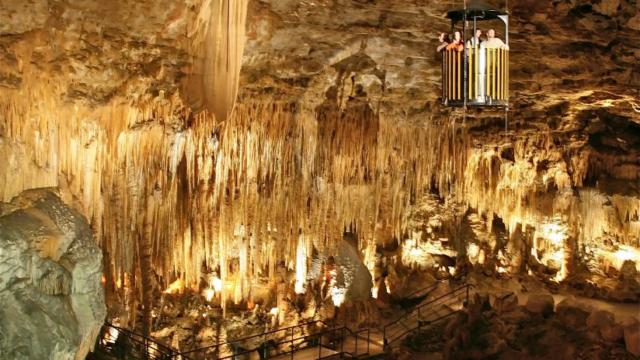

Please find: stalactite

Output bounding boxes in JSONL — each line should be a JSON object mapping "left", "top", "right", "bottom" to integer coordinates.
{"left": 1, "top": 75, "right": 638, "bottom": 313}
{"left": 183, "top": 0, "right": 249, "bottom": 121}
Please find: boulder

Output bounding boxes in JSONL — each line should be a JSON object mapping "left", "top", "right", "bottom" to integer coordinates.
{"left": 481, "top": 332, "right": 507, "bottom": 357}
{"left": 555, "top": 299, "right": 588, "bottom": 328}
{"left": 0, "top": 189, "right": 106, "bottom": 359}
{"left": 492, "top": 292, "right": 519, "bottom": 314}
{"left": 525, "top": 294, "right": 554, "bottom": 317}
{"left": 585, "top": 309, "right": 628, "bottom": 343}
{"left": 619, "top": 260, "right": 638, "bottom": 281}
{"left": 586, "top": 310, "right": 615, "bottom": 331}
{"left": 601, "top": 324, "right": 624, "bottom": 343}
{"left": 624, "top": 322, "right": 640, "bottom": 357}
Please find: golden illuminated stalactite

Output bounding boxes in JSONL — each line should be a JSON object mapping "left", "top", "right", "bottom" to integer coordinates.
{"left": 2, "top": 71, "right": 640, "bottom": 318}
{"left": 183, "top": 0, "right": 249, "bottom": 121}
{"left": 459, "top": 134, "right": 639, "bottom": 278}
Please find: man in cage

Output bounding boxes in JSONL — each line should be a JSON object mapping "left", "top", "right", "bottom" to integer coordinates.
{"left": 483, "top": 29, "right": 509, "bottom": 50}
{"left": 466, "top": 28, "right": 483, "bottom": 47}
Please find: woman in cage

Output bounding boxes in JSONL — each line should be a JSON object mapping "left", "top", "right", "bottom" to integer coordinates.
{"left": 446, "top": 31, "right": 464, "bottom": 52}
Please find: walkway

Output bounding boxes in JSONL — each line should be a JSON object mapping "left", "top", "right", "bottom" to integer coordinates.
{"left": 92, "top": 283, "right": 470, "bottom": 360}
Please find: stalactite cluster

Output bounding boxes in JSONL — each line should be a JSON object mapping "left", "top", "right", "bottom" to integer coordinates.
{"left": 0, "top": 76, "right": 469, "bottom": 302}
{"left": 2, "top": 72, "right": 639, "bottom": 315}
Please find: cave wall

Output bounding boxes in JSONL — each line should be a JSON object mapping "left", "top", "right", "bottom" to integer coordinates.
{"left": 0, "top": 0, "right": 638, "bottom": 309}
{"left": 0, "top": 189, "right": 105, "bottom": 359}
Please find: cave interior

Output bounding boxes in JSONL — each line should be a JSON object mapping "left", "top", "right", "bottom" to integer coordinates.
{"left": 0, "top": 0, "right": 639, "bottom": 359}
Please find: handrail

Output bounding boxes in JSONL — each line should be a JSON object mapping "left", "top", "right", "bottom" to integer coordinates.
{"left": 179, "top": 318, "right": 334, "bottom": 357}
{"left": 385, "top": 310, "right": 459, "bottom": 346}
{"left": 388, "top": 283, "right": 471, "bottom": 327}
{"left": 104, "top": 283, "right": 473, "bottom": 359}
{"left": 98, "top": 322, "right": 187, "bottom": 360}
{"left": 383, "top": 284, "right": 473, "bottom": 346}
{"left": 105, "top": 322, "right": 177, "bottom": 353}
{"left": 215, "top": 324, "right": 370, "bottom": 360}
{"left": 404, "top": 280, "right": 442, "bottom": 300}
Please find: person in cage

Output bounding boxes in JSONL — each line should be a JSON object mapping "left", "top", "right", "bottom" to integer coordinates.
{"left": 446, "top": 31, "right": 464, "bottom": 51}
{"left": 437, "top": 32, "right": 450, "bottom": 52}
{"left": 483, "top": 29, "right": 508, "bottom": 49}
{"left": 466, "top": 28, "right": 483, "bottom": 47}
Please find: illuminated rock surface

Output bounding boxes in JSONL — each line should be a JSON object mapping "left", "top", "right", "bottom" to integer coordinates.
{"left": 0, "top": 0, "right": 638, "bottom": 357}
{"left": 0, "top": 189, "right": 105, "bottom": 359}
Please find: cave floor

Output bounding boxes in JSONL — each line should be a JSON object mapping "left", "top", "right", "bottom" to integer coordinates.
{"left": 469, "top": 274, "right": 640, "bottom": 323}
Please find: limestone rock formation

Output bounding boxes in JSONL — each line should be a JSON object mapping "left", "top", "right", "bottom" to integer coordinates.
{"left": 0, "top": 189, "right": 106, "bottom": 360}
{"left": 624, "top": 321, "right": 640, "bottom": 357}
{"left": 525, "top": 294, "right": 555, "bottom": 317}
{"left": 406, "top": 290, "right": 635, "bottom": 359}
{"left": 0, "top": 0, "right": 638, "bottom": 329}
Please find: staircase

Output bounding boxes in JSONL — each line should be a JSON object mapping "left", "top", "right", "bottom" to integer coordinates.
{"left": 382, "top": 284, "right": 472, "bottom": 348}
{"left": 90, "top": 284, "right": 472, "bottom": 360}
{"left": 178, "top": 319, "right": 380, "bottom": 360}
{"left": 90, "top": 322, "right": 185, "bottom": 360}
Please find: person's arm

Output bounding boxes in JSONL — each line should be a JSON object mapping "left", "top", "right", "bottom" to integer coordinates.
{"left": 437, "top": 42, "right": 448, "bottom": 52}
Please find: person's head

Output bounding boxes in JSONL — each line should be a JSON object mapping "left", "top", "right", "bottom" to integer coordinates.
{"left": 475, "top": 29, "right": 482, "bottom": 39}
{"left": 453, "top": 31, "right": 461, "bottom": 41}
{"left": 487, "top": 29, "right": 496, "bottom": 39}
{"left": 439, "top": 32, "right": 449, "bottom": 43}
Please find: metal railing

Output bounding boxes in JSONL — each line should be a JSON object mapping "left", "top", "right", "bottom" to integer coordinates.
{"left": 179, "top": 318, "right": 371, "bottom": 360}
{"left": 383, "top": 284, "right": 473, "bottom": 346}
{"left": 178, "top": 319, "right": 327, "bottom": 359}
{"left": 403, "top": 280, "right": 443, "bottom": 300}
{"left": 97, "top": 322, "right": 186, "bottom": 360}
{"left": 95, "top": 283, "right": 472, "bottom": 359}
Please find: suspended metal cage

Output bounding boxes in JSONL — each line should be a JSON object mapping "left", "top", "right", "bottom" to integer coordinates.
{"left": 441, "top": 2, "right": 509, "bottom": 108}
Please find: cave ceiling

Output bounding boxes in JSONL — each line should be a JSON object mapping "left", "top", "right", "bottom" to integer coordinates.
{"left": 3, "top": 0, "right": 637, "bottom": 168}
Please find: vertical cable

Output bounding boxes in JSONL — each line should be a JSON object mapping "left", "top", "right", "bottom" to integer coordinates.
{"left": 505, "top": 0, "right": 509, "bottom": 130}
